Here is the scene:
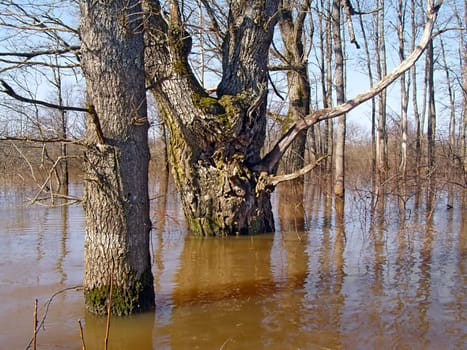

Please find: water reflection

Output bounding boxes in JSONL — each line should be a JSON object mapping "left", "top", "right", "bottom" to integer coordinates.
{"left": 0, "top": 181, "right": 466, "bottom": 349}
{"left": 83, "top": 312, "right": 155, "bottom": 350}
{"left": 56, "top": 206, "right": 69, "bottom": 284}
{"left": 277, "top": 180, "right": 305, "bottom": 232}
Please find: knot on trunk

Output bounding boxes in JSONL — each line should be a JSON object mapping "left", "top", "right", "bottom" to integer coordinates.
{"left": 255, "top": 171, "right": 275, "bottom": 194}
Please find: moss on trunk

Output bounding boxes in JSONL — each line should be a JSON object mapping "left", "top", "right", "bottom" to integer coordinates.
{"left": 84, "top": 267, "right": 154, "bottom": 316}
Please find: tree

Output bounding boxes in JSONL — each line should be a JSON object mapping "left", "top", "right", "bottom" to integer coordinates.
{"left": 275, "top": 0, "right": 312, "bottom": 177}
{"left": 144, "top": 0, "right": 442, "bottom": 236}
{"left": 411, "top": 0, "right": 423, "bottom": 177}
{"left": 79, "top": 0, "right": 154, "bottom": 315}
{"left": 332, "top": 0, "right": 346, "bottom": 199}
{"left": 397, "top": 0, "right": 409, "bottom": 178}
{"left": 375, "top": 0, "right": 388, "bottom": 178}
{"left": 426, "top": 34, "right": 436, "bottom": 172}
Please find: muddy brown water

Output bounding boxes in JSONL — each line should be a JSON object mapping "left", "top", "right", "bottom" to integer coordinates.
{"left": 0, "top": 182, "right": 465, "bottom": 349}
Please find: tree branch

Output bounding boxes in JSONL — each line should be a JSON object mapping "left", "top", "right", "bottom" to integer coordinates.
{"left": 267, "top": 154, "right": 328, "bottom": 186}
{"left": 0, "top": 136, "right": 86, "bottom": 146}
{"left": 0, "top": 46, "right": 80, "bottom": 59}
{"left": 0, "top": 79, "right": 87, "bottom": 113}
{"left": 254, "top": 1, "right": 442, "bottom": 173}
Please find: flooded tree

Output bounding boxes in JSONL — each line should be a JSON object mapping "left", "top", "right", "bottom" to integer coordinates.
{"left": 144, "top": 0, "right": 442, "bottom": 236}
{"left": 79, "top": 0, "right": 154, "bottom": 315}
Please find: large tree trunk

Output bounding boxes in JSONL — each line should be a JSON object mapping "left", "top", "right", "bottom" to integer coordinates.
{"left": 144, "top": 0, "right": 278, "bottom": 236}
{"left": 80, "top": 0, "right": 154, "bottom": 315}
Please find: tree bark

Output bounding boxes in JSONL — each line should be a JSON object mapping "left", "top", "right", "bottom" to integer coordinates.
{"left": 80, "top": 0, "right": 154, "bottom": 315}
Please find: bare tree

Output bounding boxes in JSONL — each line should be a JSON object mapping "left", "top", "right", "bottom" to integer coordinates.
{"left": 411, "top": 0, "right": 423, "bottom": 177}
{"left": 356, "top": 0, "right": 377, "bottom": 175}
{"left": 375, "top": 0, "right": 388, "bottom": 178}
{"left": 426, "top": 32, "right": 436, "bottom": 172}
{"left": 397, "top": 0, "right": 410, "bottom": 178}
{"left": 332, "top": 0, "right": 346, "bottom": 199}
{"left": 79, "top": 0, "right": 154, "bottom": 315}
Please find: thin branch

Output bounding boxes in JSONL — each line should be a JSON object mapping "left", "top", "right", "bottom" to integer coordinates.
{"left": 78, "top": 320, "right": 87, "bottom": 350}
{"left": 268, "top": 64, "right": 308, "bottom": 72}
{"left": 0, "top": 46, "right": 80, "bottom": 59}
{"left": 33, "top": 299, "right": 38, "bottom": 350}
{"left": 342, "top": 0, "right": 361, "bottom": 48}
{"left": 1, "top": 136, "right": 86, "bottom": 146}
{"left": 25, "top": 286, "right": 83, "bottom": 350}
{"left": 268, "top": 154, "right": 328, "bottom": 185}
{"left": 28, "top": 155, "right": 69, "bottom": 205}
{"left": 199, "top": 0, "right": 225, "bottom": 41}
{"left": 10, "top": 141, "right": 39, "bottom": 184}
{"left": 0, "top": 79, "right": 87, "bottom": 113}
{"left": 268, "top": 72, "right": 285, "bottom": 101}
{"left": 255, "top": 1, "right": 442, "bottom": 173}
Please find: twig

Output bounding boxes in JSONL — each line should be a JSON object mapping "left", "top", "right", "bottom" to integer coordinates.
{"left": 25, "top": 286, "right": 83, "bottom": 350}
{"left": 0, "top": 135, "right": 86, "bottom": 146}
{"left": 268, "top": 155, "right": 328, "bottom": 186}
{"left": 219, "top": 337, "right": 232, "bottom": 349}
{"left": 11, "top": 141, "right": 40, "bottom": 185}
{"left": 33, "top": 299, "right": 38, "bottom": 350}
{"left": 0, "top": 79, "right": 88, "bottom": 113}
{"left": 78, "top": 319, "right": 87, "bottom": 350}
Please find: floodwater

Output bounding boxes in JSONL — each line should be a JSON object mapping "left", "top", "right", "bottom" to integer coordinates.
{"left": 0, "top": 179, "right": 466, "bottom": 350}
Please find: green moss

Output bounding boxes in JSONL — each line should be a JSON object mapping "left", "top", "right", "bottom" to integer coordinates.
{"left": 197, "top": 96, "right": 218, "bottom": 108}
{"left": 188, "top": 217, "right": 228, "bottom": 237}
{"left": 84, "top": 268, "right": 154, "bottom": 316}
{"left": 192, "top": 93, "right": 225, "bottom": 115}
{"left": 248, "top": 216, "right": 263, "bottom": 235}
{"left": 188, "top": 218, "right": 205, "bottom": 236}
